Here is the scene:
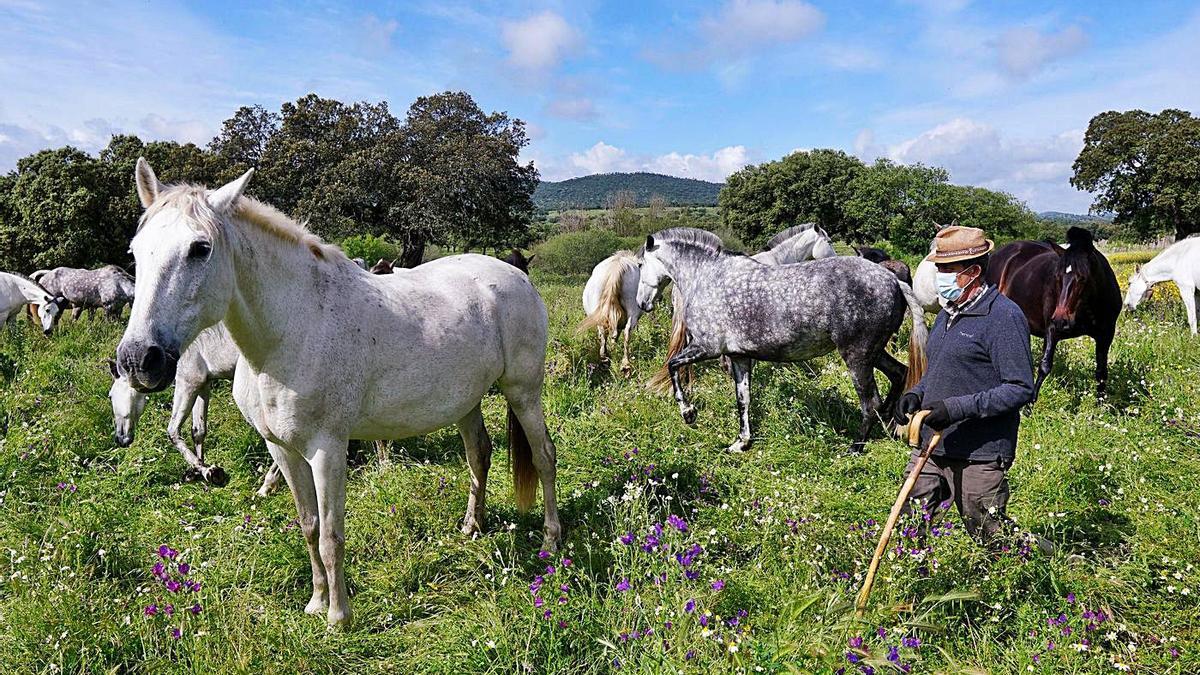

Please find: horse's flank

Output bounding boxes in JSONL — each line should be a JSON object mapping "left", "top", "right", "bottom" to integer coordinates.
{"left": 578, "top": 250, "right": 639, "bottom": 335}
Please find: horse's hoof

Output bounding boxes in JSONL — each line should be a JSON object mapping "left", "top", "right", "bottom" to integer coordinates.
{"left": 305, "top": 594, "right": 329, "bottom": 615}
{"left": 326, "top": 608, "right": 353, "bottom": 631}
{"left": 681, "top": 406, "right": 698, "bottom": 426}
{"left": 727, "top": 439, "right": 750, "bottom": 453}
{"left": 848, "top": 442, "right": 867, "bottom": 455}
{"left": 203, "top": 466, "right": 230, "bottom": 487}
{"left": 461, "top": 518, "right": 483, "bottom": 537}
{"left": 620, "top": 363, "right": 633, "bottom": 377}
{"left": 181, "top": 467, "right": 204, "bottom": 483}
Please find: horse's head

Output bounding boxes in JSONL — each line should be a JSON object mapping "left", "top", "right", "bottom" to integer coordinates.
{"left": 116, "top": 158, "right": 249, "bottom": 392}
{"left": 636, "top": 235, "right": 672, "bottom": 312}
{"left": 107, "top": 358, "right": 147, "bottom": 447}
{"left": 370, "top": 258, "right": 395, "bottom": 274}
{"left": 812, "top": 229, "right": 836, "bottom": 259}
{"left": 37, "top": 296, "right": 65, "bottom": 335}
{"left": 1051, "top": 227, "right": 1098, "bottom": 333}
{"left": 1124, "top": 265, "right": 1150, "bottom": 311}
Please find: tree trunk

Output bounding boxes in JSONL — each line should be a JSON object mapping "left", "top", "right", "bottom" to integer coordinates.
{"left": 399, "top": 240, "right": 425, "bottom": 268}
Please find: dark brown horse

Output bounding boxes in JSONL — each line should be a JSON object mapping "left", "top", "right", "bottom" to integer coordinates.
{"left": 985, "top": 227, "right": 1121, "bottom": 402}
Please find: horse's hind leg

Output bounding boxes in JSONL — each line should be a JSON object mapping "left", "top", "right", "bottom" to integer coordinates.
{"left": 500, "top": 381, "right": 563, "bottom": 551}
{"left": 727, "top": 357, "right": 754, "bottom": 452}
{"left": 256, "top": 462, "right": 284, "bottom": 498}
{"left": 1094, "top": 330, "right": 1114, "bottom": 397}
{"left": 841, "top": 350, "right": 883, "bottom": 453}
{"left": 596, "top": 326, "right": 609, "bottom": 362}
{"left": 619, "top": 320, "right": 634, "bottom": 376}
{"left": 874, "top": 352, "right": 907, "bottom": 429}
{"left": 457, "top": 404, "right": 492, "bottom": 536}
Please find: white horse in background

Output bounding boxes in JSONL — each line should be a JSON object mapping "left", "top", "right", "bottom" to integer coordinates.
{"left": 107, "top": 323, "right": 286, "bottom": 495}
{"left": 912, "top": 239, "right": 944, "bottom": 314}
{"left": 579, "top": 251, "right": 643, "bottom": 374}
{"left": 1, "top": 272, "right": 65, "bottom": 334}
{"left": 117, "top": 158, "right": 560, "bottom": 629}
{"left": 1124, "top": 237, "right": 1200, "bottom": 334}
{"left": 751, "top": 223, "right": 837, "bottom": 265}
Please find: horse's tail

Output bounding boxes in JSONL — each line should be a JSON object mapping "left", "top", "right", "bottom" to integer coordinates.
{"left": 649, "top": 288, "right": 692, "bottom": 394}
{"left": 898, "top": 281, "right": 928, "bottom": 391}
{"left": 577, "top": 252, "right": 636, "bottom": 336}
{"left": 507, "top": 406, "right": 537, "bottom": 513}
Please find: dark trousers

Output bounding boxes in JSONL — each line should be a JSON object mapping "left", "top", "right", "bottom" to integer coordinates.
{"left": 900, "top": 453, "right": 1013, "bottom": 546}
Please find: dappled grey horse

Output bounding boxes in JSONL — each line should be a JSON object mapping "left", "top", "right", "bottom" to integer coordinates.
{"left": 637, "top": 228, "right": 928, "bottom": 452}
{"left": 32, "top": 265, "right": 135, "bottom": 320}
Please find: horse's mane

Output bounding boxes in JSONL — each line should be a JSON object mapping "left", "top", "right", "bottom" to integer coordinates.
{"left": 140, "top": 184, "right": 346, "bottom": 262}
{"left": 762, "top": 223, "right": 817, "bottom": 252}
{"left": 652, "top": 228, "right": 733, "bottom": 257}
{"left": 1, "top": 271, "right": 52, "bottom": 298}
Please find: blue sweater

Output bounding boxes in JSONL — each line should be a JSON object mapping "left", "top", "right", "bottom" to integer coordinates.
{"left": 910, "top": 286, "right": 1035, "bottom": 462}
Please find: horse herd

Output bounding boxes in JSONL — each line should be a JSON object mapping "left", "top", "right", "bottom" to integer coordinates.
{"left": 1, "top": 158, "right": 1197, "bottom": 629}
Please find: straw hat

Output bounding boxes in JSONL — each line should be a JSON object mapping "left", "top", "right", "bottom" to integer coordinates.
{"left": 927, "top": 225, "right": 994, "bottom": 263}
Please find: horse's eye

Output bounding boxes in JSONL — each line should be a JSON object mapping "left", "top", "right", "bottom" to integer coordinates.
{"left": 188, "top": 241, "right": 212, "bottom": 260}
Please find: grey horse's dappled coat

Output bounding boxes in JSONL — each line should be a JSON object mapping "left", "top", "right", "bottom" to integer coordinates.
{"left": 32, "top": 265, "right": 135, "bottom": 319}
{"left": 637, "top": 227, "right": 928, "bottom": 452}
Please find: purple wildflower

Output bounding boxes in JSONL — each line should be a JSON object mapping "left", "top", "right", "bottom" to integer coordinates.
{"left": 902, "top": 636, "right": 921, "bottom": 648}
{"left": 144, "top": 604, "right": 158, "bottom": 616}
{"left": 538, "top": 550, "right": 549, "bottom": 559}
{"left": 620, "top": 532, "right": 636, "bottom": 545}
{"left": 189, "top": 603, "right": 202, "bottom": 615}
{"left": 667, "top": 514, "right": 688, "bottom": 532}
{"left": 711, "top": 579, "right": 725, "bottom": 591}
{"left": 849, "top": 636, "right": 863, "bottom": 648}
{"left": 684, "top": 599, "right": 696, "bottom": 613}
{"left": 1066, "top": 592, "right": 1076, "bottom": 604}
{"left": 887, "top": 646, "right": 899, "bottom": 662}
{"left": 534, "top": 597, "right": 544, "bottom": 608}
{"left": 846, "top": 652, "right": 860, "bottom": 663}
{"left": 178, "top": 563, "right": 190, "bottom": 575}
{"left": 170, "top": 627, "right": 181, "bottom": 640}
{"left": 876, "top": 627, "right": 887, "bottom": 638}
{"left": 165, "top": 579, "right": 181, "bottom": 593}
{"left": 685, "top": 650, "right": 696, "bottom": 661}
{"left": 615, "top": 578, "right": 630, "bottom": 592}
{"left": 163, "top": 604, "right": 175, "bottom": 617}
{"left": 562, "top": 558, "right": 572, "bottom": 567}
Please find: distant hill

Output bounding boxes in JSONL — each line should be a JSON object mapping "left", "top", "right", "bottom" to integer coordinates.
{"left": 1037, "top": 211, "right": 1114, "bottom": 223}
{"left": 534, "top": 172, "right": 723, "bottom": 210}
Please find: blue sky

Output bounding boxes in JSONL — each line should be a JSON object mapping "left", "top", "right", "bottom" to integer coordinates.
{"left": 1, "top": 0, "right": 1198, "bottom": 212}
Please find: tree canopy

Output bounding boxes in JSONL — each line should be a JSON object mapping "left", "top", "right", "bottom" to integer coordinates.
{"left": 0, "top": 92, "right": 538, "bottom": 272}
{"left": 1071, "top": 108, "right": 1200, "bottom": 240}
{"left": 720, "top": 150, "right": 1037, "bottom": 253}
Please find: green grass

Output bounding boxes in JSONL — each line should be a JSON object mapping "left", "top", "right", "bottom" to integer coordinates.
{"left": 1, "top": 262, "right": 1198, "bottom": 673}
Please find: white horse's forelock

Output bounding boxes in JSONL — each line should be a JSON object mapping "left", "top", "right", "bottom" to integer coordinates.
{"left": 139, "top": 184, "right": 346, "bottom": 262}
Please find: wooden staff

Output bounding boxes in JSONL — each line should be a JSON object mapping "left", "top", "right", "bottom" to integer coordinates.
{"left": 855, "top": 409, "right": 943, "bottom": 618}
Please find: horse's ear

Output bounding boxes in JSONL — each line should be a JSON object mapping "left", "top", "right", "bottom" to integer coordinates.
{"left": 105, "top": 358, "right": 118, "bottom": 380}
{"left": 135, "top": 157, "right": 162, "bottom": 208}
{"left": 1134, "top": 264, "right": 1141, "bottom": 273}
{"left": 208, "top": 168, "right": 254, "bottom": 214}
{"left": 527, "top": 254, "right": 536, "bottom": 264}
{"left": 645, "top": 235, "right": 656, "bottom": 252}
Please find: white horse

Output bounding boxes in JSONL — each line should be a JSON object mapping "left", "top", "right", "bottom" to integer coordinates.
{"left": 911, "top": 239, "right": 944, "bottom": 314}
{"left": 579, "top": 251, "right": 643, "bottom": 374}
{"left": 0, "top": 272, "right": 65, "bottom": 334}
{"left": 1124, "top": 237, "right": 1200, "bottom": 334}
{"left": 750, "top": 223, "right": 837, "bottom": 265}
{"left": 117, "top": 158, "right": 560, "bottom": 629}
{"left": 107, "top": 323, "right": 286, "bottom": 495}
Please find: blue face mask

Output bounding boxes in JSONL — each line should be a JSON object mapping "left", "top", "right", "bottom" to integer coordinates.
{"left": 936, "top": 272, "right": 965, "bottom": 302}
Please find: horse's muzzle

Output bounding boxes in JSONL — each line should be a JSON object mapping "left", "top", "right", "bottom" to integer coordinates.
{"left": 117, "top": 339, "right": 179, "bottom": 393}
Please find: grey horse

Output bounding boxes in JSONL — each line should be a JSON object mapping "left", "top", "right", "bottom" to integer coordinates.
{"left": 31, "top": 265, "right": 135, "bottom": 320}
{"left": 636, "top": 228, "right": 928, "bottom": 453}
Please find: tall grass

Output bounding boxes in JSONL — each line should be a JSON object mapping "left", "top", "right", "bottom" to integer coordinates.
{"left": 0, "top": 261, "right": 1196, "bottom": 673}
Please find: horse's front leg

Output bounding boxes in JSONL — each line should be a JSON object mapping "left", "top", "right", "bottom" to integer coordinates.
{"left": 189, "top": 384, "right": 227, "bottom": 486}
{"left": 1180, "top": 282, "right": 1197, "bottom": 335}
{"left": 1032, "top": 331, "right": 1058, "bottom": 405}
{"left": 168, "top": 382, "right": 208, "bottom": 482}
{"left": 1094, "top": 330, "right": 1113, "bottom": 398}
{"left": 307, "top": 439, "right": 352, "bottom": 629}
{"left": 668, "top": 343, "right": 713, "bottom": 426}
{"left": 727, "top": 356, "right": 754, "bottom": 452}
{"left": 267, "top": 442, "right": 328, "bottom": 617}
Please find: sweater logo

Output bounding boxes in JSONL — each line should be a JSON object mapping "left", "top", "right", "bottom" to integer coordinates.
{"left": 959, "top": 331, "right": 974, "bottom": 338}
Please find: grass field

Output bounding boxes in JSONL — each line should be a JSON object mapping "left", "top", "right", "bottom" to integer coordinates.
{"left": 1, "top": 259, "right": 1197, "bottom": 673}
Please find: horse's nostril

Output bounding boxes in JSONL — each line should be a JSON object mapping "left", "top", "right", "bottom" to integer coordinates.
{"left": 141, "top": 345, "right": 164, "bottom": 371}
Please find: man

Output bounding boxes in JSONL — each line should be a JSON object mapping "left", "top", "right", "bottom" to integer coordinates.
{"left": 895, "top": 225, "right": 1040, "bottom": 550}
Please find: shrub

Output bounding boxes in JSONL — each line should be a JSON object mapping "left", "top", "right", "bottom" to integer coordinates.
{"left": 340, "top": 233, "right": 399, "bottom": 265}
{"left": 532, "top": 230, "right": 642, "bottom": 275}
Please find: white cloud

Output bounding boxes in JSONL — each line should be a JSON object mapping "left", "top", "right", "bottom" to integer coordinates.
{"left": 545, "top": 142, "right": 750, "bottom": 183}
{"left": 647, "top": 146, "right": 751, "bottom": 182}
{"left": 545, "top": 97, "right": 598, "bottom": 121}
{"left": 568, "top": 142, "right": 634, "bottom": 174}
{"left": 822, "top": 44, "right": 883, "bottom": 71}
{"left": 139, "top": 114, "right": 211, "bottom": 146}
{"left": 881, "top": 117, "right": 1091, "bottom": 211}
{"left": 993, "top": 25, "right": 1087, "bottom": 79}
{"left": 359, "top": 14, "right": 400, "bottom": 56}
{"left": 500, "top": 11, "right": 583, "bottom": 71}
{"left": 700, "top": 0, "right": 825, "bottom": 56}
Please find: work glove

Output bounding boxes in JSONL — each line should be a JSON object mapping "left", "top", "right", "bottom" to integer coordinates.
{"left": 923, "top": 400, "right": 952, "bottom": 430}
{"left": 894, "top": 392, "right": 921, "bottom": 426}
